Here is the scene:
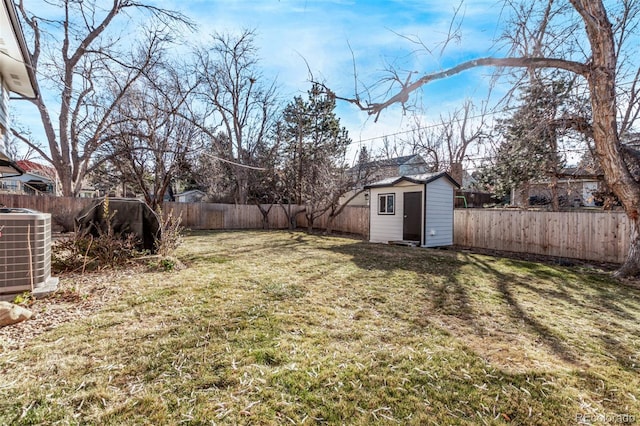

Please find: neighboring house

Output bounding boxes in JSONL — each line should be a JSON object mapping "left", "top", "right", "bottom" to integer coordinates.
{"left": 0, "top": 159, "right": 57, "bottom": 195}
{"left": 354, "top": 154, "right": 430, "bottom": 179}
{"left": 78, "top": 186, "right": 99, "bottom": 198}
{"left": 175, "top": 189, "right": 206, "bottom": 203}
{"left": 365, "top": 172, "right": 460, "bottom": 247}
{"left": 344, "top": 154, "right": 430, "bottom": 206}
{"left": 512, "top": 166, "right": 604, "bottom": 208}
{"left": 0, "top": 0, "right": 38, "bottom": 177}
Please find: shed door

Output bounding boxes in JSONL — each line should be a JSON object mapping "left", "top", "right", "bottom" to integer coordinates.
{"left": 403, "top": 191, "right": 422, "bottom": 242}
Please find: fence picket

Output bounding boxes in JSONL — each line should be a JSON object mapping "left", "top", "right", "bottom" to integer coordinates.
{"left": 453, "top": 209, "right": 629, "bottom": 263}
{"left": 0, "top": 194, "right": 629, "bottom": 263}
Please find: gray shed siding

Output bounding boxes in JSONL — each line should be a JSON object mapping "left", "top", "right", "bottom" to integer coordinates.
{"left": 424, "top": 178, "right": 454, "bottom": 247}
{"left": 369, "top": 182, "right": 423, "bottom": 244}
{"left": 367, "top": 174, "right": 456, "bottom": 247}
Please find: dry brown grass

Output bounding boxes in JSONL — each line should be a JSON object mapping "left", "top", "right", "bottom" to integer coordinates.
{"left": 1, "top": 230, "right": 638, "bottom": 425}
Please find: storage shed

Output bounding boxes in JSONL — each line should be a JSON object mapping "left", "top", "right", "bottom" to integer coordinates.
{"left": 365, "top": 172, "right": 460, "bottom": 247}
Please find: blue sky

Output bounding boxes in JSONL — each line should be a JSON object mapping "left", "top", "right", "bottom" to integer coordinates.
{"left": 13, "top": 0, "right": 507, "bottom": 164}
{"left": 170, "top": 0, "right": 506, "bottom": 161}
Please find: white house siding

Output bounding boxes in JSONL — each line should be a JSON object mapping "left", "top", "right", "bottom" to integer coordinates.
{"left": 369, "top": 182, "right": 424, "bottom": 244}
{"left": 424, "top": 178, "right": 455, "bottom": 247}
{"left": 0, "top": 79, "right": 8, "bottom": 154}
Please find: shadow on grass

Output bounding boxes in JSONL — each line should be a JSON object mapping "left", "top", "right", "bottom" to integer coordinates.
{"left": 504, "top": 260, "right": 639, "bottom": 321}
{"left": 498, "top": 259, "right": 640, "bottom": 374}
{"left": 327, "top": 241, "right": 640, "bottom": 371}
{"left": 470, "top": 255, "right": 579, "bottom": 365}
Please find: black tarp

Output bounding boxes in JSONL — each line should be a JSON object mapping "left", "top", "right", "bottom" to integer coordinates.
{"left": 75, "top": 198, "right": 160, "bottom": 253}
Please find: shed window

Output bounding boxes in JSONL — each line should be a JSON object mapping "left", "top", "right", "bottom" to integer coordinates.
{"left": 378, "top": 193, "right": 395, "bottom": 214}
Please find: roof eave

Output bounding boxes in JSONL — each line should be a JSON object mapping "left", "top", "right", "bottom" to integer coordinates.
{"left": 3, "top": 0, "right": 38, "bottom": 99}
{"left": 365, "top": 172, "right": 461, "bottom": 189}
{"left": 0, "top": 151, "right": 25, "bottom": 177}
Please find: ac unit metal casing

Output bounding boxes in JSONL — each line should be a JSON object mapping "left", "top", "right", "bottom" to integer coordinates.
{"left": 0, "top": 209, "right": 59, "bottom": 298}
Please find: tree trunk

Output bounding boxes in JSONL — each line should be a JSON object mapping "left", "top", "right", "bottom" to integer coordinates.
{"left": 450, "top": 162, "right": 464, "bottom": 187}
{"left": 614, "top": 218, "right": 640, "bottom": 277}
{"left": 517, "top": 182, "right": 529, "bottom": 207}
{"left": 306, "top": 212, "right": 314, "bottom": 233}
{"left": 236, "top": 168, "right": 248, "bottom": 205}
{"left": 256, "top": 203, "right": 272, "bottom": 230}
{"left": 326, "top": 214, "right": 335, "bottom": 235}
{"left": 572, "top": 0, "right": 640, "bottom": 276}
{"left": 279, "top": 204, "right": 302, "bottom": 230}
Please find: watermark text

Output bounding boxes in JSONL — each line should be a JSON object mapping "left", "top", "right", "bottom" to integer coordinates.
{"left": 576, "top": 413, "right": 636, "bottom": 424}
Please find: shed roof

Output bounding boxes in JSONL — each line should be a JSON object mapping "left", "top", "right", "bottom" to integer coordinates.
{"left": 365, "top": 172, "right": 460, "bottom": 189}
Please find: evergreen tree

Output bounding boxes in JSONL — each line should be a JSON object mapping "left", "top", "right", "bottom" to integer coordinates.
{"left": 481, "top": 77, "right": 570, "bottom": 208}
{"left": 280, "top": 83, "right": 351, "bottom": 230}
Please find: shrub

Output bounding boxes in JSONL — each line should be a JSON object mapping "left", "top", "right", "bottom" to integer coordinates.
{"left": 154, "top": 208, "right": 184, "bottom": 258}
{"left": 52, "top": 198, "right": 144, "bottom": 273}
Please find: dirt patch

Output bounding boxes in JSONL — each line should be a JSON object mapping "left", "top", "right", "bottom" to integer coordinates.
{"left": 0, "top": 268, "right": 140, "bottom": 351}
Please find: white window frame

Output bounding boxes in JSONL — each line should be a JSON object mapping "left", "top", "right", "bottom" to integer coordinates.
{"left": 378, "top": 193, "right": 395, "bottom": 215}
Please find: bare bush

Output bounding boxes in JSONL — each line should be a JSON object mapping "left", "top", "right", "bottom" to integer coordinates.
{"left": 154, "top": 208, "right": 184, "bottom": 258}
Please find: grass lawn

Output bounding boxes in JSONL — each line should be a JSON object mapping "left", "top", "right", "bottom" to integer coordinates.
{"left": 1, "top": 230, "right": 639, "bottom": 425}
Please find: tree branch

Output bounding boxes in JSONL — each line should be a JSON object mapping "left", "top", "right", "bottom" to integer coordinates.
{"left": 326, "top": 57, "right": 589, "bottom": 121}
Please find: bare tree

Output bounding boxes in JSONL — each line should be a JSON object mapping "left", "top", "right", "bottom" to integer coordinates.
{"left": 406, "top": 99, "right": 487, "bottom": 184}
{"left": 100, "top": 60, "right": 202, "bottom": 210}
{"left": 3, "top": 124, "right": 36, "bottom": 161}
{"left": 191, "top": 133, "right": 236, "bottom": 202}
{"left": 329, "top": 1, "right": 640, "bottom": 277}
{"left": 246, "top": 121, "right": 287, "bottom": 229}
{"left": 192, "top": 30, "right": 278, "bottom": 204}
{"left": 13, "top": 0, "right": 192, "bottom": 197}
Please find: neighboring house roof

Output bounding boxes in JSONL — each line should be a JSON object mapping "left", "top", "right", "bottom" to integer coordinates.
{"left": 558, "top": 166, "right": 603, "bottom": 179}
{"left": 15, "top": 160, "right": 56, "bottom": 181}
{"left": 350, "top": 154, "right": 424, "bottom": 172}
{"left": 0, "top": 0, "right": 38, "bottom": 98}
{"left": 176, "top": 189, "right": 206, "bottom": 198}
{"left": 365, "top": 172, "right": 460, "bottom": 189}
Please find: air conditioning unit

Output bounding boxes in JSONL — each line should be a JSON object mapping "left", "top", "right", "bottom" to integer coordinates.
{"left": 0, "top": 208, "right": 59, "bottom": 299}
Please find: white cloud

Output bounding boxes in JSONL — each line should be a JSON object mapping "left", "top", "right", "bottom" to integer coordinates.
{"left": 14, "top": 0, "right": 510, "bottom": 163}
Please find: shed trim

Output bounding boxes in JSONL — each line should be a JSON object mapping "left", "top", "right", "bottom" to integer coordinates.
{"left": 365, "top": 172, "right": 460, "bottom": 189}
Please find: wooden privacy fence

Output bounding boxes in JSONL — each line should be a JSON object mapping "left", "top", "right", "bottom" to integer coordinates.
{"left": 1, "top": 194, "right": 630, "bottom": 263}
{"left": 166, "top": 203, "right": 285, "bottom": 230}
{"left": 166, "top": 202, "right": 370, "bottom": 237}
{"left": 454, "top": 209, "right": 631, "bottom": 264}
{"left": 0, "top": 194, "right": 92, "bottom": 216}
{"left": 0, "top": 194, "right": 369, "bottom": 236}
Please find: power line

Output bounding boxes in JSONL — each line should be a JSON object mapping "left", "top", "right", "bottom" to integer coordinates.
{"left": 198, "top": 150, "right": 267, "bottom": 171}
{"left": 347, "top": 78, "right": 640, "bottom": 146}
